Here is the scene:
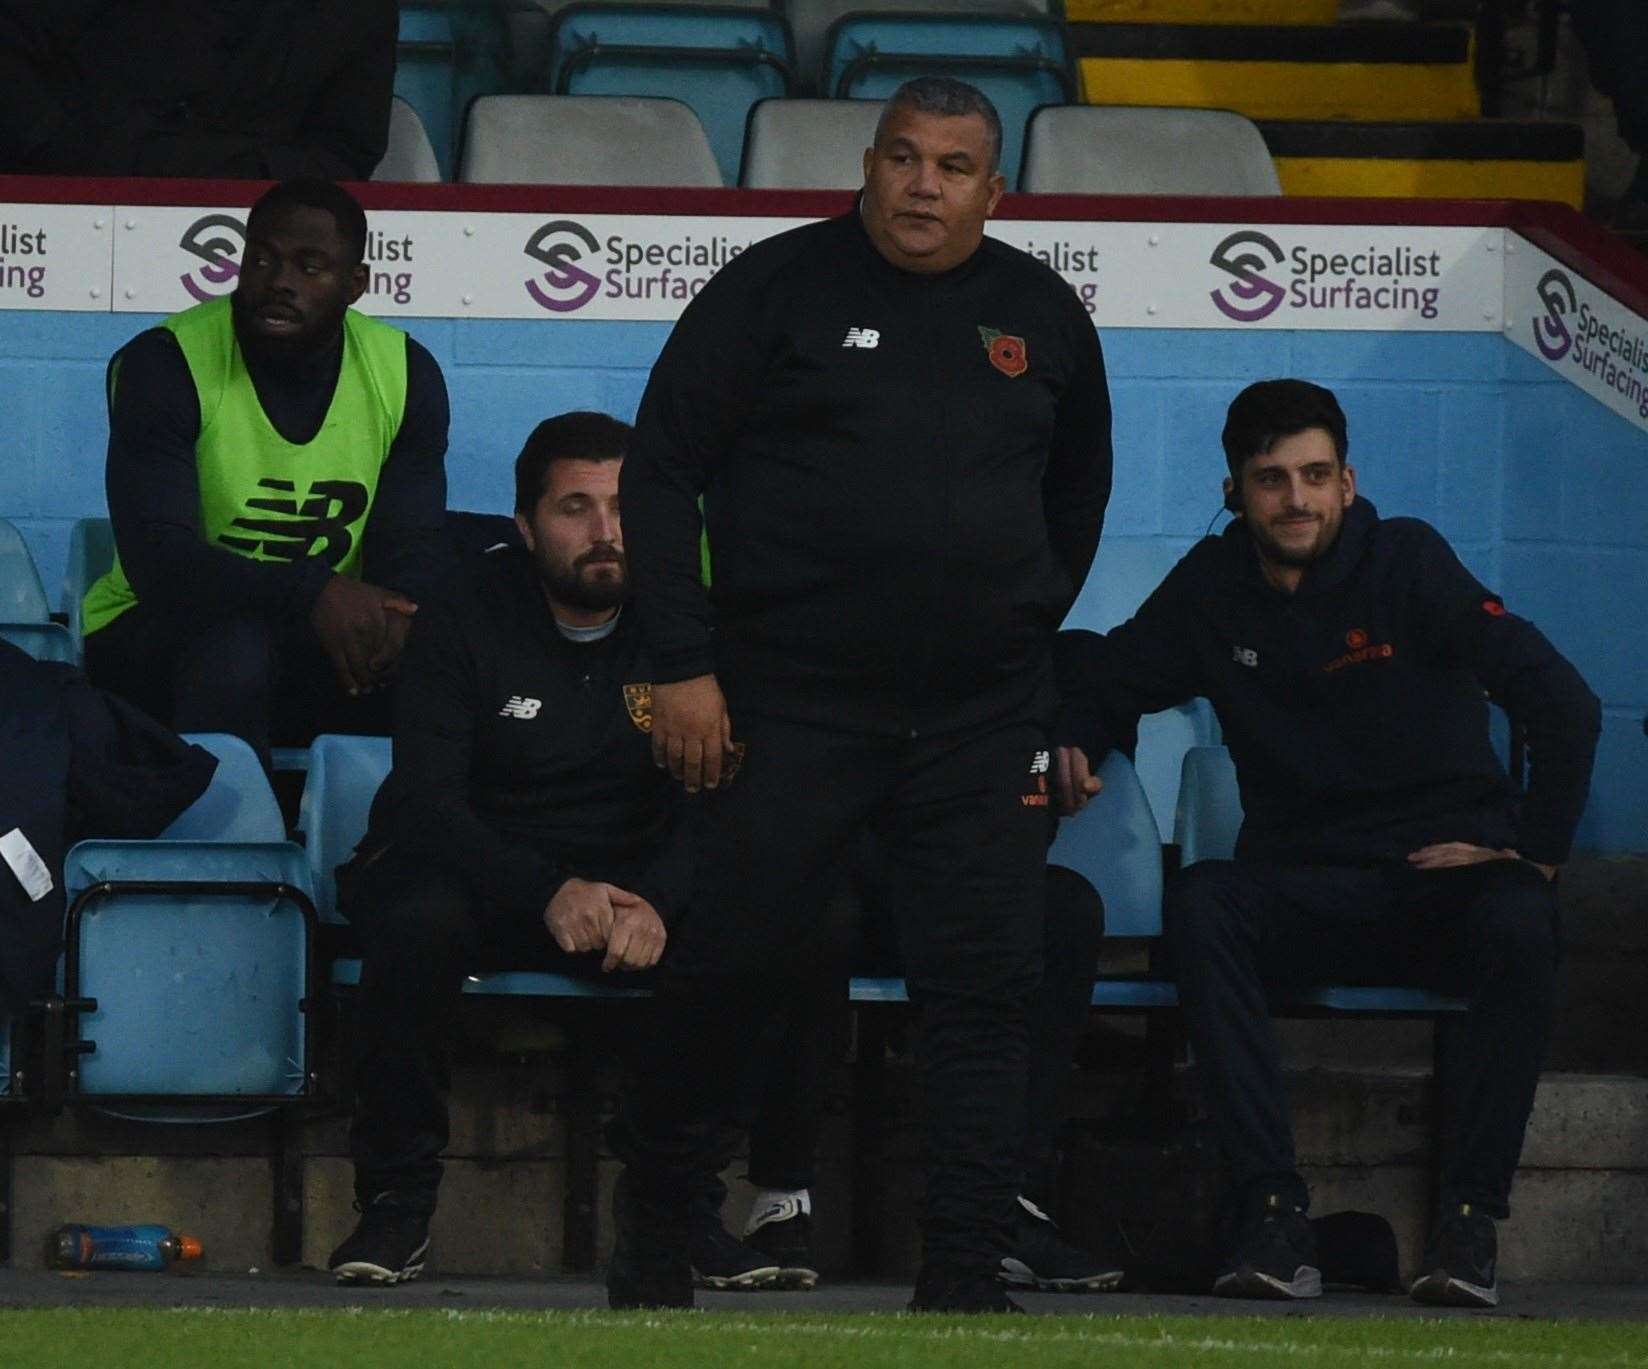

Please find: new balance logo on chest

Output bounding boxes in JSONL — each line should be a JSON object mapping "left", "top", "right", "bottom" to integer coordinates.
{"left": 842, "top": 328, "right": 880, "bottom": 349}
{"left": 498, "top": 696, "right": 541, "bottom": 719}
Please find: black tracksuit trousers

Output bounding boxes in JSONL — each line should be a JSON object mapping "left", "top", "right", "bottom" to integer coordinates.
{"left": 613, "top": 709, "right": 1051, "bottom": 1272}
{"left": 733, "top": 862, "right": 1102, "bottom": 1210}
{"left": 1165, "top": 858, "right": 1560, "bottom": 1220}
{"left": 344, "top": 853, "right": 655, "bottom": 1213}
{"left": 85, "top": 601, "right": 391, "bottom": 769}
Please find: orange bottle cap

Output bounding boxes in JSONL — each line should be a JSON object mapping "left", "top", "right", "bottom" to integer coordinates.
{"left": 177, "top": 1235, "right": 204, "bottom": 1261}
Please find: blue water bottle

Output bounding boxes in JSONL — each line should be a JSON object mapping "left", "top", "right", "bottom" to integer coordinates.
{"left": 48, "top": 1224, "right": 204, "bottom": 1271}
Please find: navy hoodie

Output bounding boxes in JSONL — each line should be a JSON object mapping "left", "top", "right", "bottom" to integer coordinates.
{"left": 1054, "top": 497, "right": 1601, "bottom": 867}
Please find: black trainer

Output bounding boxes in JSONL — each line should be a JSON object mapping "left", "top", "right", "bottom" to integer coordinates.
{"left": 607, "top": 1170, "right": 694, "bottom": 1310}
{"left": 327, "top": 1193, "right": 431, "bottom": 1286}
{"left": 744, "top": 1196, "right": 820, "bottom": 1290}
{"left": 1410, "top": 1203, "right": 1499, "bottom": 1309}
{"left": 691, "top": 1205, "right": 780, "bottom": 1290}
{"left": 1213, "top": 1191, "right": 1322, "bottom": 1300}
{"left": 909, "top": 1263, "right": 1024, "bottom": 1314}
{"left": 1000, "top": 1196, "right": 1125, "bottom": 1292}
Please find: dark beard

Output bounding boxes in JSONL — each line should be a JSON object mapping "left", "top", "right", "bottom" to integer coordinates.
{"left": 543, "top": 551, "right": 628, "bottom": 612}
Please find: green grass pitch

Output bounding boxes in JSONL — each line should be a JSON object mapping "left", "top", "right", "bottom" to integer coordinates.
{"left": 6, "top": 1308, "right": 1648, "bottom": 1368}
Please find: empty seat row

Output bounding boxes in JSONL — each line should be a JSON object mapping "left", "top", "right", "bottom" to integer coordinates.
{"left": 386, "top": 92, "right": 1279, "bottom": 194}
{"left": 396, "top": 1, "right": 1075, "bottom": 185}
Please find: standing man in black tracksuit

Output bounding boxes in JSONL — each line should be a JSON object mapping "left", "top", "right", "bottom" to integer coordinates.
{"left": 325, "top": 412, "right": 693, "bottom": 1286}
{"left": 611, "top": 77, "right": 1113, "bottom": 1312}
{"left": 1055, "top": 379, "right": 1601, "bottom": 1311}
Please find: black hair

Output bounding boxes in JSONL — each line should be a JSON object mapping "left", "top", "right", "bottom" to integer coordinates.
{"left": 513, "top": 411, "right": 633, "bottom": 513}
{"left": 245, "top": 179, "right": 369, "bottom": 266}
{"left": 875, "top": 77, "right": 1003, "bottom": 176}
{"left": 1221, "top": 379, "right": 1349, "bottom": 480}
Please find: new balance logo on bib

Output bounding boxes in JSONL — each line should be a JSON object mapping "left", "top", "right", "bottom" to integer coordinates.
{"left": 498, "top": 696, "right": 541, "bottom": 719}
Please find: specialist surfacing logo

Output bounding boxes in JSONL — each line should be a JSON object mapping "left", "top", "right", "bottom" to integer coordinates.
{"left": 179, "top": 214, "right": 246, "bottom": 302}
{"left": 524, "top": 220, "right": 602, "bottom": 313}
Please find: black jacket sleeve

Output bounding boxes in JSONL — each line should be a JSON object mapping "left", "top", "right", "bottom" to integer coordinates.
{"left": 382, "top": 594, "right": 571, "bottom": 924}
{"left": 1405, "top": 528, "right": 1601, "bottom": 865}
{"left": 0, "top": 4, "right": 82, "bottom": 170}
{"left": 261, "top": 0, "right": 395, "bottom": 181}
{"left": 359, "top": 339, "right": 450, "bottom": 605}
{"left": 1043, "top": 301, "right": 1113, "bottom": 610}
{"left": 625, "top": 800, "right": 697, "bottom": 927}
{"left": 1053, "top": 562, "right": 1204, "bottom": 758}
{"left": 622, "top": 254, "right": 776, "bottom": 683}
{"left": 105, "top": 329, "right": 335, "bottom": 623}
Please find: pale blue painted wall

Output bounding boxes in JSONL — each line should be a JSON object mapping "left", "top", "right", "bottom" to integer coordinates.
{"left": 2, "top": 314, "right": 1642, "bottom": 851}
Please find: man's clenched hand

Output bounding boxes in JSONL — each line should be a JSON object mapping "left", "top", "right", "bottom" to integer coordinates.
{"left": 1406, "top": 842, "right": 1556, "bottom": 882}
{"left": 309, "top": 574, "right": 417, "bottom": 695}
{"left": 1053, "top": 745, "right": 1103, "bottom": 816}
{"left": 602, "top": 888, "right": 667, "bottom": 972}
{"left": 651, "top": 673, "right": 734, "bottom": 793}
{"left": 544, "top": 877, "right": 617, "bottom": 954}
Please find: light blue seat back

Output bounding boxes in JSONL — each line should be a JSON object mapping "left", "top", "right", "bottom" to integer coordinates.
{"left": 1061, "top": 537, "right": 1221, "bottom": 838}
{"left": 0, "top": 518, "right": 50, "bottom": 623}
{"left": 401, "top": 5, "right": 512, "bottom": 178}
{"left": 822, "top": 14, "right": 1069, "bottom": 184}
{"left": 1021, "top": 105, "right": 1281, "bottom": 196}
{"left": 63, "top": 844, "right": 312, "bottom": 1105}
{"left": 1047, "top": 750, "right": 1163, "bottom": 937}
{"left": 739, "top": 96, "right": 883, "bottom": 187}
{"left": 788, "top": 0, "right": 1049, "bottom": 98}
{"left": 460, "top": 94, "right": 723, "bottom": 186}
{"left": 298, "top": 734, "right": 393, "bottom": 925}
{"left": 548, "top": 4, "right": 796, "bottom": 183}
{"left": 375, "top": 96, "right": 444, "bottom": 182}
{"left": 166, "top": 734, "right": 287, "bottom": 843}
{"left": 1173, "top": 745, "right": 1242, "bottom": 867}
{"left": 0, "top": 622, "right": 76, "bottom": 663}
{"left": 822, "top": 13, "right": 1067, "bottom": 91}
{"left": 61, "top": 733, "right": 310, "bottom": 1115}
{"left": 65, "top": 517, "right": 115, "bottom": 657}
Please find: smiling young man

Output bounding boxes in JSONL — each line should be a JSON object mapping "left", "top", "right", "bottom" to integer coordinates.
{"left": 327, "top": 412, "right": 695, "bottom": 1285}
{"left": 1054, "top": 379, "right": 1601, "bottom": 1309}
{"left": 82, "top": 179, "right": 447, "bottom": 765}
{"left": 611, "top": 78, "right": 1112, "bottom": 1312}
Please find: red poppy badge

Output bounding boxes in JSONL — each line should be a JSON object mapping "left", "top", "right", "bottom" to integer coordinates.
{"left": 978, "top": 326, "right": 1027, "bottom": 378}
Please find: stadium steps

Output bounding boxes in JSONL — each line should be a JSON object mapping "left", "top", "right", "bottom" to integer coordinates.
{"left": 1259, "top": 118, "right": 1585, "bottom": 207}
{"left": 1070, "top": 20, "right": 1480, "bottom": 121}
{"left": 1065, "top": 0, "right": 1336, "bottom": 24}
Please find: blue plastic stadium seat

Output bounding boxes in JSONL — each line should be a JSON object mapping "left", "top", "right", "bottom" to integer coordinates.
{"left": 1061, "top": 538, "right": 1221, "bottom": 838}
{"left": 60, "top": 733, "right": 315, "bottom": 1119}
{"left": 0, "top": 518, "right": 50, "bottom": 624}
{"left": 0, "top": 622, "right": 76, "bottom": 664}
{"left": 545, "top": 3, "right": 797, "bottom": 184}
{"left": 1173, "top": 745, "right": 1243, "bottom": 868}
{"left": 298, "top": 733, "right": 392, "bottom": 926}
{"left": 64, "top": 517, "right": 114, "bottom": 659}
{"left": 399, "top": 4, "right": 513, "bottom": 178}
{"left": 820, "top": 14, "right": 1071, "bottom": 185}
{"left": 1048, "top": 750, "right": 1164, "bottom": 937}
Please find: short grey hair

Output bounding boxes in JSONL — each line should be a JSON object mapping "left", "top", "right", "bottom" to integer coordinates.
{"left": 874, "top": 77, "right": 1003, "bottom": 176}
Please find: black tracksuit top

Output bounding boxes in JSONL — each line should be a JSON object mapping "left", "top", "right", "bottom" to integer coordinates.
{"left": 621, "top": 204, "right": 1113, "bottom": 735}
{"left": 366, "top": 549, "right": 692, "bottom": 927}
{"left": 1055, "top": 498, "right": 1601, "bottom": 868}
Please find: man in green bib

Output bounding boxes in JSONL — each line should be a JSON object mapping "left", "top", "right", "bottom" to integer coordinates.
{"left": 83, "top": 179, "right": 448, "bottom": 764}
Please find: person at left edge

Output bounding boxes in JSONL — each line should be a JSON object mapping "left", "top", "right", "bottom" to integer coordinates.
{"left": 82, "top": 179, "right": 449, "bottom": 767}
